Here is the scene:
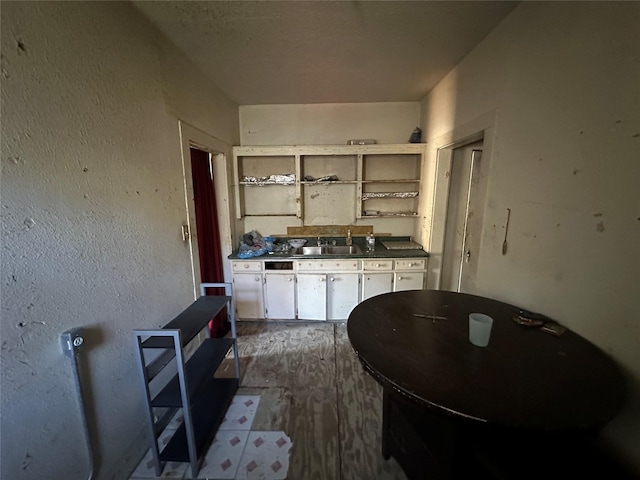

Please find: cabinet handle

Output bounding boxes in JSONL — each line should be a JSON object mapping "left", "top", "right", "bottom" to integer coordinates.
{"left": 288, "top": 278, "right": 293, "bottom": 282}
{"left": 244, "top": 264, "right": 250, "bottom": 269}
{"left": 330, "top": 277, "right": 335, "bottom": 282}
{"left": 320, "top": 277, "right": 326, "bottom": 282}
{"left": 408, "top": 263, "right": 414, "bottom": 267}
{"left": 376, "top": 263, "right": 380, "bottom": 267}
{"left": 255, "top": 276, "right": 260, "bottom": 281}
{"left": 397, "top": 276, "right": 403, "bottom": 280}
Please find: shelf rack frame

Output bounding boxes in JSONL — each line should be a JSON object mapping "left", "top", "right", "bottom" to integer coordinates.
{"left": 133, "top": 283, "right": 239, "bottom": 479}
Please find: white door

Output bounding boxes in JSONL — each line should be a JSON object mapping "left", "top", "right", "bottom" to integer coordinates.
{"left": 362, "top": 273, "right": 393, "bottom": 301}
{"left": 297, "top": 274, "right": 326, "bottom": 321}
{"left": 441, "top": 141, "right": 484, "bottom": 293}
{"left": 394, "top": 272, "right": 425, "bottom": 292}
{"left": 327, "top": 273, "right": 360, "bottom": 320}
{"left": 233, "top": 273, "right": 264, "bottom": 319}
{"left": 264, "top": 273, "right": 295, "bottom": 319}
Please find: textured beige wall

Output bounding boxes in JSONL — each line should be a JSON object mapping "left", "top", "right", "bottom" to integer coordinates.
{"left": 239, "top": 102, "right": 420, "bottom": 146}
{"left": 420, "top": 2, "right": 640, "bottom": 470}
{"left": 0, "top": 2, "right": 238, "bottom": 479}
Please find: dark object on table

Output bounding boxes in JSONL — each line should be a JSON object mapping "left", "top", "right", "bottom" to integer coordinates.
{"left": 409, "top": 127, "right": 422, "bottom": 143}
{"left": 540, "top": 321, "right": 567, "bottom": 336}
{"left": 512, "top": 309, "right": 550, "bottom": 327}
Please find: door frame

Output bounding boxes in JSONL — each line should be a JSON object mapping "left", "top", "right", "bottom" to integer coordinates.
{"left": 426, "top": 111, "right": 497, "bottom": 290}
{"left": 178, "top": 120, "right": 235, "bottom": 299}
{"left": 440, "top": 144, "right": 483, "bottom": 292}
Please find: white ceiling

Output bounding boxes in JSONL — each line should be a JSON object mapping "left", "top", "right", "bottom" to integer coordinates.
{"left": 132, "top": 1, "right": 518, "bottom": 105}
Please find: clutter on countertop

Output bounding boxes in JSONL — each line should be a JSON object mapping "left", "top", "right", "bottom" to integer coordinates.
{"left": 229, "top": 233, "right": 428, "bottom": 260}
{"left": 380, "top": 239, "right": 422, "bottom": 250}
{"left": 237, "top": 230, "right": 273, "bottom": 258}
{"left": 287, "top": 239, "right": 307, "bottom": 249}
{"left": 366, "top": 232, "right": 376, "bottom": 252}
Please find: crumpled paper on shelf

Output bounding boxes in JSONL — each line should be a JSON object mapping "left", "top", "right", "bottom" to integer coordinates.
{"left": 303, "top": 174, "right": 338, "bottom": 182}
{"left": 362, "top": 192, "right": 418, "bottom": 199}
{"left": 242, "top": 173, "right": 295, "bottom": 185}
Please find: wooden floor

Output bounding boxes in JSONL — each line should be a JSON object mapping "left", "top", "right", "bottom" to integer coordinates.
{"left": 218, "top": 321, "right": 407, "bottom": 480}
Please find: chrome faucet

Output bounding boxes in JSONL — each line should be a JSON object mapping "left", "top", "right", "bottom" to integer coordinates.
{"left": 317, "top": 236, "right": 329, "bottom": 246}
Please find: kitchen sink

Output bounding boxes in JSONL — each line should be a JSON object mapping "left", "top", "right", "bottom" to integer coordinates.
{"left": 293, "top": 245, "right": 362, "bottom": 256}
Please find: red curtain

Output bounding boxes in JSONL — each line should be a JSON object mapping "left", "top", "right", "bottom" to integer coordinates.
{"left": 190, "top": 148, "right": 228, "bottom": 337}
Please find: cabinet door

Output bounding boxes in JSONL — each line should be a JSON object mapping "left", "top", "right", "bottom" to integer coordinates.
{"left": 264, "top": 273, "right": 296, "bottom": 319}
{"left": 327, "top": 273, "right": 360, "bottom": 320}
{"left": 362, "top": 272, "right": 393, "bottom": 301}
{"left": 231, "top": 260, "right": 262, "bottom": 272}
{"left": 362, "top": 259, "right": 394, "bottom": 271}
{"left": 233, "top": 273, "right": 264, "bottom": 319}
{"left": 297, "top": 274, "right": 326, "bottom": 321}
{"left": 394, "top": 259, "right": 426, "bottom": 270}
{"left": 394, "top": 272, "right": 425, "bottom": 292}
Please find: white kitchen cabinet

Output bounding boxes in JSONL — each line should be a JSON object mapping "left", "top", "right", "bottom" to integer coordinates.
{"left": 362, "top": 257, "right": 426, "bottom": 297}
{"left": 230, "top": 256, "right": 427, "bottom": 320}
{"left": 264, "top": 272, "right": 296, "bottom": 319}
{"left": 232, "top": 273, "right": 264, "bottom": 319}
{"left": 362, "top": 273, "right": 393, "bottom": 301}
{"left": 231, "top": 260, "right": 263, "bottom": 272}
{"left": 231, "top": 261, "right": 264, "bottom": 320}
{"left": 327, "top": 273, "right": 360, "bottom": 320}
{"left": 362, "top": 259, "right": 394, "bottom": 271}
{"left": 393, "top": 258, "right": 426, "bottom": 291}
{"left": 297, "top": 272, "right": 360, "bottom": 321}
{"left": 362, "top": 259, "right": 394, "bottom": 301}
{"left": 296, "top": 259, "right": 360, "bottom": 272}
{"left": 394, "top": 272, "right": 425, "bottom": 291}
{"left": 296, "top": 259, "right": 360, "bottom": 321}
{"left": 297, "top": 273, "right": 326, "bottom": 321}
{"left": 394, "top": 259, "right": 426, "bottom": 270}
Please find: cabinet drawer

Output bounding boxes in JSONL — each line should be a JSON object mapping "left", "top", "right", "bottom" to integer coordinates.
{"left": 297, "top": 260, "right": 359, "bottom": 271}
{"left": 232, "top": 261, "right": 263, "bottom": 272}
{"left": 363, "top": 259, "right": 394, "bottom": 271}
{"left": 395, "top": 259, "right": 426, "bottom": 270}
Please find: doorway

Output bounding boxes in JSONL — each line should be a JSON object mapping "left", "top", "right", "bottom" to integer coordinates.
{"left": 178, "top": 120, "right": 234, "bottom": 330}
{"left": 425, "top": 112, "right": 496, "bottom": 291}
{"left": 441, "top": 140, "right": 485, "bottom": 292}
{"left": 190, "top": 147, "right": 228, "bottom": 336}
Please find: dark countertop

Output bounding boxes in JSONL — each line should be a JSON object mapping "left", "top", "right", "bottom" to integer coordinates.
{"left": 228, "top": 236, "right": 429, "bottom": 260}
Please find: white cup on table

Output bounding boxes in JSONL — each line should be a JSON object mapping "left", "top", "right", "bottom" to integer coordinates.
{"left": 469, "top": 313, "right": 494, "bottom": 347}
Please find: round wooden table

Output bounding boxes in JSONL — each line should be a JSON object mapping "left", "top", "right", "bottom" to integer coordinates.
{"left": 347, "top": 290, "right": 627, "bottom": 479}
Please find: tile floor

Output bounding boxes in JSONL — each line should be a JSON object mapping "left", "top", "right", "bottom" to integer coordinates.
{"left": 128, "top": 322, "right": 407, "bottom": 480}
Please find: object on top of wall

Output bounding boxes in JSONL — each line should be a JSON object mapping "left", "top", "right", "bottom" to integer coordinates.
{"left": 347, "top": 139, "right": 376, "bottom": 145}
{"left": 409, "top": 127, "right": 422, "bottom": 143}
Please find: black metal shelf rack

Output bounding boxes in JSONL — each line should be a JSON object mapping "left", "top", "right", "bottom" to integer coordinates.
{"left": 133, "top": 283, "right": 239, "bottom": 479}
